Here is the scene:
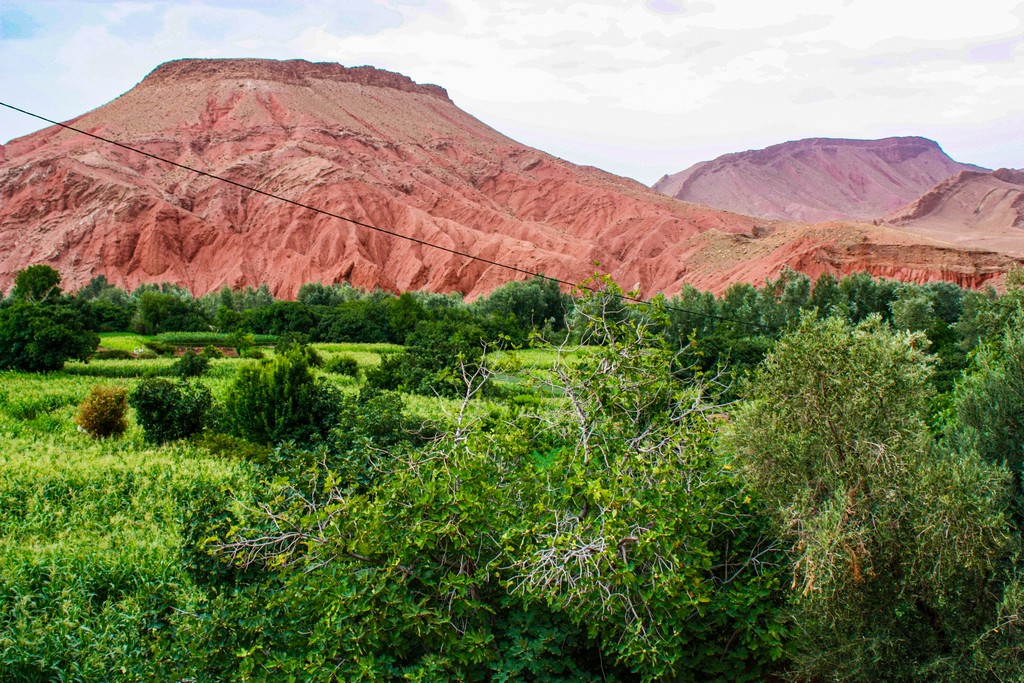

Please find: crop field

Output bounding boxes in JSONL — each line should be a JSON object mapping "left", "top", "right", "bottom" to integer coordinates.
{"left": 3, "top": 276, "right": 1021, "bottom": 681}
{"left": 2, "top": 341, "right": 484, "bottom": 678}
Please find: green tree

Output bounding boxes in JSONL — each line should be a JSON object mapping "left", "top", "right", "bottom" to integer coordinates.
{"left": 193, "top": 288, "right": 786, "bottom": 681}
{"left": 504, "top": 291, "right": 788, "bottom": 680}
{"left": 225, "top": 346, "right": 343, "bottom": 445}
{"left": 727, "top": 315, "right": 1014, "bottom": 680}
{"left": 0, "top": 302, "right": 98, "bottom": 372}
{"left": 947, "top": 313, "right": 1024, "bottom": 501}
{"left": 132, "top": 290, "right": 210, "bottom": 335}
{"left": 11, "top": 264, "right": 62, "bottom": 303}
{"left": 129, "top": 378, "right": 213, "bottom": 444}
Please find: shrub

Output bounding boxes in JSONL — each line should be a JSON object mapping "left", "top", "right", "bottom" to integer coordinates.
{"left": 129, "top": 378, "right": 213, "bottom": 443}
{"left": 201, "top": 345, "right": 224, "bottom": 359}
{"left": 173, "top": 350, "right": 210, "bottom": 378}
{"left": 144, "top": 341, "right": 177, "bottom": 356}
{"left": 225, "top": 346, "right": 343, "bottom": 445}
{"left": 362, "top": 319, "right": 487, "bottom": 396}
{"left": 325, "top": 354, "right": 359, "bottom": 377}
{"left": 227, "top": 331, "right": 256, "bottom": 355}
{"left": 76, "top": 385, "right": 129, "bottom": 438}
{"left": 240, "top": 348, "right": 264, "bottom": 360}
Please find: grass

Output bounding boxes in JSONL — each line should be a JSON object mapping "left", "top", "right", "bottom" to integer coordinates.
{"left": 97, "top": 333, "right": 151, "bottom": 352}
{"left": 0, "top": 340, "right": 570, "bottom": 678}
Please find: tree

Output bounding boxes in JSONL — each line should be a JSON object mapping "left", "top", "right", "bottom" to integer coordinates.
{"left": 0, "top": 302, "right": 98, "bottom": 372}
{"left": 132, "top": 290, "right": 210, "bottom": 335}
{"left": 503, "top": 291, "right": 788, "bottom": 679}
{"left": 225, "top": 345, "right": 343, "bottom": 445}
{"left": 11, "top": 264, "right": 62, "bottom": 303}
{"left": 199, "top": 287, "right": 787, "bottom": 681}
{"left": 128, "top": 378, "right": 213, "bottom": 444}
{"left": 947, "top": 313, "right": 1024, "bottom": 501}
{"left": 727, "top": 315, "right": 1014, "bottom": 680}
{"left": 472, "top": 275, "right": 568, "bottom": 338}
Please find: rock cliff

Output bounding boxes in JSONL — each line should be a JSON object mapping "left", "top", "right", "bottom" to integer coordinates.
{"left": 0, "top": 60, "right": 1018, "bottom": 297}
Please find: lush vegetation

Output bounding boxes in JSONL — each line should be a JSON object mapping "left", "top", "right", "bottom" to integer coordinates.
{"left": 1, "top": 265, "right": 1023, "bottom": 680}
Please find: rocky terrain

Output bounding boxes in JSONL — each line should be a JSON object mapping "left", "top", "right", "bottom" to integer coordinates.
{"left": 0, "top": 59, "right": 1019, "bottom": 297}
{"left": 654, "top": 137, "right": 982, "bottom": 223}
{"left": 880, "top": 168, "right": 1024, "bottom": 254}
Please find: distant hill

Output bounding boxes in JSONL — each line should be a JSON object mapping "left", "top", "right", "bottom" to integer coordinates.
{"left": 880, "top": 168, "right": 1024, "bottom": 255}
{"left": 0, "top": 61, "right": 1019, "bottom": 296}
{"left": 654, "top": 137, "right": 983, "bottom": 223}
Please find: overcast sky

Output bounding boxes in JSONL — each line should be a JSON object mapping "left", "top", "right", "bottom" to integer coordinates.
{"left": 1, "top": 0, "right": 1022, "bottom": 184}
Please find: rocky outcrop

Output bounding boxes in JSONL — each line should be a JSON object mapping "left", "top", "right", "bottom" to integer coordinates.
{"left": 654, "top": 137, "right": 982, "bottom": 222}
{"left": 880, "top": 169, "right": 1024, "bottom": 255}
{"left": 0, "top": 60, "right": 1019, "bottom": 297}
{"left": 142, "top": 58, "right": 452, "bottom": 101}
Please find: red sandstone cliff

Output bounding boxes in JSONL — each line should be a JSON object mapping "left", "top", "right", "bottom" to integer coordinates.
{"left": 654, "top": 137, "right": 982, "bottom": 223}
{"left": 0, "top": 59, "right": 1019, "bottom": 297}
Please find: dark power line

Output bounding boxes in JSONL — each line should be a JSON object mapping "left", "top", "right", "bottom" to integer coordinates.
{"left": 0, "top": 100, "right": 769, "bottom": 330}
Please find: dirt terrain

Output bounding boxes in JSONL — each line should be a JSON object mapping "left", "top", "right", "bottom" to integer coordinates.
{"left": 654, "top": 137, "right": 982, "bottom": 223}
{"left": 0, "top": 59, "right": 1018, "bottom": 297}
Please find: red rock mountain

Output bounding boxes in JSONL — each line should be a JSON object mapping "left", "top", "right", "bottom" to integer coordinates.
{"left": 880, "top": 168, "right": 1024, "bottom": 254}
{"left": 0, "top": 60, "right": 1019, "bottom": 297}
{"left": 654, "top": 137, "right": 982, "bottom": 223}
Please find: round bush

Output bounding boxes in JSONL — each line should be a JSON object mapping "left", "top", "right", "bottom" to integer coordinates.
{"left": 129, "top": 378, "right": 213, "bottom": 444}
{"left": 325, "top": 354, "right": 359, "bottom": 377}
{"left": 173, "top": 349, "right": 210, "bottom": 378}
{"left": 201, "top": 345, "right": 224, "bottom": 359}
{"left": 76, "top": 385, "right": 129, "bottom": 438}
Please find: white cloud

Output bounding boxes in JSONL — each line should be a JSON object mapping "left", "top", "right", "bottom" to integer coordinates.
{"left": 1, "top": 0, "right": 1022, "bottom": 183}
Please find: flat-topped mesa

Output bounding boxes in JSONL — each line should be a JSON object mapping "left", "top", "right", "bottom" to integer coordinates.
{"left": 720, "top": 136, "right": 944, "bottom": 167}
{"left": 140, "top": 58, "right": 451, "bottom": 101}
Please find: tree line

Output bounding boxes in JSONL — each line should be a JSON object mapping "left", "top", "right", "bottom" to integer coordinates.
{"left": 2, "top": 263, "right": 1024, "bottom": 679}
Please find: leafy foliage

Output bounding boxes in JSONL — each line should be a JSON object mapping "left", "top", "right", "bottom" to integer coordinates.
{"left": 10, "top": 264, "right": 62, "bottom": 303}
{"left": 727, "top": 315, "right": 1015, "bottom": 680}
{"left": 129, "top": 378, "right": 213, "bottom": 443}
{"left": 324, "top": 353, "right": 359, "bottom": 377}
{"left": 172, "top": 349, "right": 210, "bottom": 378}
{"left": 0, "top": 302, "right": 99, "bottom": 372}
{"left": 947, "top": 313, "right": 1024, "bottom": 504}
{"left": 76, "top": 385, "right": 129, "bottom": 438}
{"left": 225, "top": 345, "right": 343, "bottom": 445}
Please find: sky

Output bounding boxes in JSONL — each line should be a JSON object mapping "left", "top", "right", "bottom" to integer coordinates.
{"left": 1, "top": 0, "right": 1023, "bottom": 185}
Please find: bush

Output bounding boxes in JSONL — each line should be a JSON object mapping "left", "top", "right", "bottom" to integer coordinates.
{"left": 240, "top": 348, "right": 264, "bottom": 360}
{"left": 324, "top": 354, "right": 359, "bottom": 377}
{"left": 225, "top": 346, "right": 343, "bottom": 445}
{"left": 76, "top": 385, "right": 129, "bottom": 438}
{"left": 362, "top": 319, "right": 487, "bottom": 396}
{"left": 201, "top": 345, "right": 224, "bottom": 359}
{"left": 129, "top": 378, "right": 213, "bottom": 444}
{"left": 144, "top": 341, "right": 177, "bottom": 356}
{"left": 173, "top": 350, "right": 210, "bottom": 378}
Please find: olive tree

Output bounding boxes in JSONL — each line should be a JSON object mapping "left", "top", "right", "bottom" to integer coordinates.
{"left": 727, "top": 315, "right": 1014, "bottom": 680}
